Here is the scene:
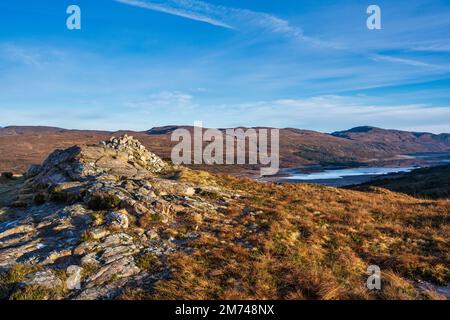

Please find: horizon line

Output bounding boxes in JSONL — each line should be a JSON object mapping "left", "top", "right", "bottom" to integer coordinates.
{"left": 1, "top": 124, "right": 449, "bottom": 135}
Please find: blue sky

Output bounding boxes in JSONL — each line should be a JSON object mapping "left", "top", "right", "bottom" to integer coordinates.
{"left": 1, "top": 0, "right": 450, "bottom": 133}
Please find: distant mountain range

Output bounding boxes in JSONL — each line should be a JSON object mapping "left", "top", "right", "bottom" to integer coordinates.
{"left": 1, "top": 125, "right": 449, "bottom": 174}
{"left": 332, "top": 126, "right": 450, "bottom": 152}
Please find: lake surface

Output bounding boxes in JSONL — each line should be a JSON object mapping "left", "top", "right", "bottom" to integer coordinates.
{"left": 270, "top": 166, "right": 417, "bottom": 187}
{"left": 285, "top": 167, "right": 416, "bottom": 181}
{"left": 266, "top": 152, "right": 450, "bottom": 187}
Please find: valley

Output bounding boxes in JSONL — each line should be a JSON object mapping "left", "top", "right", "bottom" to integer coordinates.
{"left": 263, "top": 152, "right": 450, "bottom": 187}
{"left": 1, "top": 125, "right": 450, "bottom": 178}
{"left": 0, "top": 134, "right": 449, "bottom": 300}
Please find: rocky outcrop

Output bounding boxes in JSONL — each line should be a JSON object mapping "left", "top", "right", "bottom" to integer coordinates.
{"left": 0, "top": 135, "right": 230, "bottom": 299}
{"left": 25, "top": 134, "right": 166, "bottom": 187}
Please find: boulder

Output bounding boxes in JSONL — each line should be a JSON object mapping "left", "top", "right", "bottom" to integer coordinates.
{"left": 66, "top": 265, "right": 83, "bottom": 290}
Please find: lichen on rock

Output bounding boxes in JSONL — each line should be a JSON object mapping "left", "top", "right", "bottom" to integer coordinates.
{"left": 0, "top": 135, "right": 214, "bottom": 300}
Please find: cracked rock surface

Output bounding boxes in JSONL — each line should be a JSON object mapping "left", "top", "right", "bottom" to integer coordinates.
{"left": 0, "top": 135, "right": 233, "bottom": 300}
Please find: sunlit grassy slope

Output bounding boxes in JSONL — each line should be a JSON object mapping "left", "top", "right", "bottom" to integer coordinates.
{"left": 122, "top": 169, "right": 449, "bottom": 300}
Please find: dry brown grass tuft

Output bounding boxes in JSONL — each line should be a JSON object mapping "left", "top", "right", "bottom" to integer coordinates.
{"left": 146, "top": 172, "right": 449, "bottom": 300}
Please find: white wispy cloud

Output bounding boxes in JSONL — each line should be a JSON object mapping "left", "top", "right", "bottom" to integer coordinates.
{"left": 0, "top": 44, "right": 42, "bottom": 67}
{"left": 2, "top": 91, "right": 450, "bottom": 133}
{"left": 219, "top": 95, "right": 450, "bottom": 133}
{"left": 370, "top": 54, "right": 441, "bottom": 69}
{"left": 0, "top": 43, "right": 67, "bottom": 68}
{"left": 117, "top": 92, "right": 450, "bottom": 133}
{"left": 125, "top": 90, "right": 194, "bottom": 109}
{"left": 114, "top": 0, "right": 233, "bottom": 29}
{"left": 410, "top": 42, "right": 450, "bottom": 53}
{"left": 114, "top": 0, "right": 337, "bottom": 47}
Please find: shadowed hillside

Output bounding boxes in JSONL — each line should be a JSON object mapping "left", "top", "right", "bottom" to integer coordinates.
{"left": 354, "top": 165, "right": 450, "bottom": 199}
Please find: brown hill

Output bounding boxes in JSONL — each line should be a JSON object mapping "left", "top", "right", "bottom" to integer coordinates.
{"left": 1, "top": 125, "right": 450, "bottom": 176}
{"left": 0, "top": 135, "right": 448, "bottom": 300}
{"left": 332, "top": 126, "right": 450, "bottom": 153}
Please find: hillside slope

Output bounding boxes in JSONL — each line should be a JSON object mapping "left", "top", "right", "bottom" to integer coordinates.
{"left": 354, "top": 165, "right": 450, "bottom": 199}
{"left": 1, "top": 125, "right": 450, "bottom": 175}
{"left": 332, "top": 126, "right": 450, "bottom": 154}
{"left": 0, "top": 136, "right": 448, "bottom": 300}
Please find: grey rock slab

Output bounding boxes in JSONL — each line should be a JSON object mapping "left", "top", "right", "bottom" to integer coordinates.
{"left": 85, "top": 255, "right": 140, "bottom": 288}
{"left": 24, "top": 270, "right": 63, "bottom": 289}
